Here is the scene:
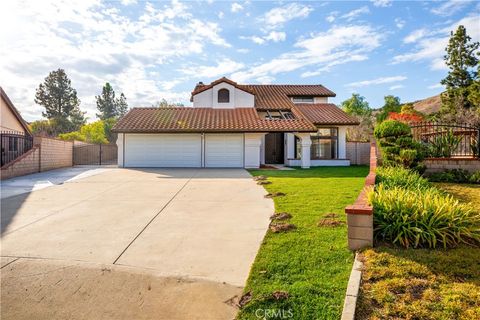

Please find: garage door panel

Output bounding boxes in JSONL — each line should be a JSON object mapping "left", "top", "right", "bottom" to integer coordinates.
{"left": 205, "top": 134, "right": 243, "bottom": 168}
{"left": 125, "top": 134, "right": 201, "bottom": 167}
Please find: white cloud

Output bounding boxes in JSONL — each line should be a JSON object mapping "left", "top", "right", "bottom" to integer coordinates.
{"left": 241, "top": 31, "right": 286, "bottom": 44}
{"left": 233, "top": 25, "right": 382, "bottom": 82}
{"left": 121, "top": 0, "right": 137, "bottom": 5}
{"left": 403, "top": 28, "right": 428, "bottom": 43}
{"left": 218, "top": 11, "right": 224, "bottom": 19}
{"left": 395, "top": 18, "right": 405, "bottom": 29}
{"left": 431, "top": 0, "right": 472, "bottom": 16}
{"left": 231, "top": 2, "right": 243, "bottom": 13}
{"left": 371, "top": 0, "right": 392, "bottom": 7}
{"left": 261, "top": 3, "right": 312, "bottom": 29}
{"left": 265, "top": 31, "right": 286, "bottom": 42}
{"left": 326, "top": 11, "right": 339, "bottom": 23}
{"left": 428, "top": 83, "right": 443, "bottom": 89}
{"left": 346, "top": 76, "right": 407, "bottom": 88}
{"left": 0, "top": 0, "right": 231, "bottom": 120}
{"left": 389, "top": 84, "right": 404, "bottom": 90}
{"left": 237, "top": 48, "right": 250, "bottom": 54}
{"left": 341, "top": 6, "right": 370, "bottom": 22}
{"left": 180, "top": 58, "right": 244, "bottom": 78}
{"left": 393, "top": 15, "right": 479, "bottom": 70}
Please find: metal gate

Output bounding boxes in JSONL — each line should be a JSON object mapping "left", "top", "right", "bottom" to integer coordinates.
{"left": 73, "top": 143, "right": 117, "bottom": 165}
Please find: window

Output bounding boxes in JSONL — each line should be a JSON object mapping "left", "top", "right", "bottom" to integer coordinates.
{"left": 292, "top": 96, "right": 314, "bottom": 103}
{"left": 259, "top": 110, "right": 296, "bottom": 120}
{"left": 310, "top": 128, "right": 338, "bottom": 159}
{"left": 218, "top": 88, "right": 230, "bottom": 103}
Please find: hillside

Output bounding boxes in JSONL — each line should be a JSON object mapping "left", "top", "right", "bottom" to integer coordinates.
{"left": 412, "top": 94, "right": 442, "bottom": 114}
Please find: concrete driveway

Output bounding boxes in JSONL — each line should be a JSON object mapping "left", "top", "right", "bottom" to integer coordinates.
{"left": 1, "top": 168, "right": 273, "bottom": 319}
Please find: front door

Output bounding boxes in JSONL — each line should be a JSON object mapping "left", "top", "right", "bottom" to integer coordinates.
{"left": 265, "top": 133, "right": 284, "bottom": 164}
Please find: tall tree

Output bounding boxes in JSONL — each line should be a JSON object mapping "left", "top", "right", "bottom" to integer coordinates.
{"left": 152, "top": 99, "right": 184, "bottom": 108}
{"left": 96, "top": 83, "right": 129, "bottom": 119}
{"left": 441, "top": 25, "right": 479, "bottom": 116}
{"left": 376, "top": 95, "right": 402, "bottom": 123}
{"left": 116, "top": 93, "right": 129, "bottom": 117}
{"left": 35, "top": 69, "right": 86, "bottom": 133}
{"left": 96, "top": 83, "right": 117, "bottom": 120}
{"left": 341, "top": 93, "right": 373, "bottom": 142}
{"left": 341, "top": 93, "right": 372, "bottom": 117}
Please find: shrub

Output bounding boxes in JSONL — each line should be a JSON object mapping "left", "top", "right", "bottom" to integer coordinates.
{"left": 369, "top": 185, "right": 480, "bottom": 248}
{"left": 470, "top": 171, "right": 480, "bottom": 183}
{"left": 374, "top": 120, "right": 411, "bottom": 138}
{"left": 376, "top": 166, "right": 432, "bottom": 191}
{"left": 374, "top": 120, "right": 425, "bottom": 170}
{"left": 427, "top": 169, "right": 471, "bottom": 183}
{"left": 58, "top": 131, "right": 86, "bottom": 141}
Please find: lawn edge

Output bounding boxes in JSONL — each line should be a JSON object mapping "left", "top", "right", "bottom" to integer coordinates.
{"left": 341, "top": 252, "right": 363, "bottom": 320}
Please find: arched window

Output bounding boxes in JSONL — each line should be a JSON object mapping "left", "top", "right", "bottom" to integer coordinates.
{"left": 218, "top": 88, "right": 230, "bottom": 103}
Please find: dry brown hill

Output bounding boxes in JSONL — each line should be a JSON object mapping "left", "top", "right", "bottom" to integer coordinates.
{"left": 412, "top": 94, "right": 442, "bottom": 114}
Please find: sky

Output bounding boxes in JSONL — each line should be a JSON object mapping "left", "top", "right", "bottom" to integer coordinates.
{"left": 1, "top": 0, "right": 479, "bottom": 122}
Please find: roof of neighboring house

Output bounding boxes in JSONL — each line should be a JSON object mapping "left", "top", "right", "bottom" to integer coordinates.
{"left": 112, "top": 107, "right": 318, "bottom": 133}
{"left": 0, "top": 87, "right": 32, "bottom": 135}
{"left": 190, "top": 77, "right": 336, "bottom": 109}
{"left": 295, "top": 104, "right": 359, "bottom": 125}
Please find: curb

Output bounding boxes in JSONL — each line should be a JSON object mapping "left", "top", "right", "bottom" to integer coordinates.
{"left": 341, "top": 253, "right": 363, "bottom": 320}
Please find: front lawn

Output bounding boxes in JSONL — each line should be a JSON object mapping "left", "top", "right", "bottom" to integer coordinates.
{"left": 357, "top": 183, "right": 480, "bottom": 320}
{"left": 237, "top": 166, "right": 369, "bottom": 320}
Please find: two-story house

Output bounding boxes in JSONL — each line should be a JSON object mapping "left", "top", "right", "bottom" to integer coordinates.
{"left": 112, "top": 77, "right": 358, "bottom": 168}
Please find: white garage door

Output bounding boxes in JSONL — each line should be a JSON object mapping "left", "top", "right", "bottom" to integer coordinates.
{"left": 124, "top": 134, "right": 201, "bottom": 167}
{"left": 205, "top": 134, "right": 244, "bottom": 168}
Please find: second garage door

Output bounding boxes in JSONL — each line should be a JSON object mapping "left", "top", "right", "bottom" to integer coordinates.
{"left": 205, "top": 134, "right": 244, "bottom": 168}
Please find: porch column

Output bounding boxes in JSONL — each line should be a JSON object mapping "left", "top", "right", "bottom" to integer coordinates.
{"left": 295, "top": 133, "right": 312, "bottom": 169}
{"left": 244, "top": 133, "right": 266, "bottom": 168}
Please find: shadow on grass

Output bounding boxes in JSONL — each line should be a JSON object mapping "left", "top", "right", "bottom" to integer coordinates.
{"left": 248, "top": 165, "right": 369, "bottom": 179}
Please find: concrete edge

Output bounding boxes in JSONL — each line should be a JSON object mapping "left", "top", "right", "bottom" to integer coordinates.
{"left": 341, "top": 253, "right": 363, "bottom": 320}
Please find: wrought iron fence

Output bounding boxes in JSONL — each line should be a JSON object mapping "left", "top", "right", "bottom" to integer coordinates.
{"left": 410, "top": 122, "right": 480, "bottom": 158}
{"left": 73, "top": 143, "right": 117, "bottom": 165}
{"left": 0, "top": 131, "right": 34, "bottom": 167}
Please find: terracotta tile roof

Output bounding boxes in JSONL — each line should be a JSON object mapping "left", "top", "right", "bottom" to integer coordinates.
{"left": 294, "top": 104, "right": 359, "bottom": 125}
{"left": 191, "top": 77, "right": 336, "bottom": 109}
{"left": 113, "top": 107, "right": 317, "bottom": 133}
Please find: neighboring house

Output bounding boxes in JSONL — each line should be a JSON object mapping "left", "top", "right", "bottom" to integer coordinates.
{"left": 1, "top": 87, "right": 33, "bottom": 167}
{"left": 113, "top": 77, "right": 358, "bottom": 169}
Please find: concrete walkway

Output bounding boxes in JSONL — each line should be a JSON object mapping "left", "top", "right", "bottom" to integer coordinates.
{"left": 1, "top": 168, "right": 273, "bottom": 319}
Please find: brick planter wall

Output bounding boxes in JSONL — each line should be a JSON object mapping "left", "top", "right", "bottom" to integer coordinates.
{"left": 345, "top": 142, "right": 377, "bottom": 250}
{"left": 425, "top": 158, "right": 480, "bottom": 173}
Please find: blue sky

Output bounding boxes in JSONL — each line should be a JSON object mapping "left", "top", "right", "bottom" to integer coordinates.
{"left": 1, "top": 0, "right": 479, "bottom": 121}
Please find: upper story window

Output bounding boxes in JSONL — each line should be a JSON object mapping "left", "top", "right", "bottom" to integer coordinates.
{"left": 292, "top": 96, "right": 314, "bottom": 103}
{"left": 218, "top": 88, "right": 230, "bottom": 103}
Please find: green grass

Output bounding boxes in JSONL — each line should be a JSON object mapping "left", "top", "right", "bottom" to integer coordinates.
{"left": 358, "top": 183, "right": 480, "bottom": 320}
{"left": 237, "top": 166, "right": 369, "bottom": 320}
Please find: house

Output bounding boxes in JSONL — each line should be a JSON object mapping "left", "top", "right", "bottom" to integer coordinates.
{"left": 1, "top": 87, "right": 33, "bottom": 167}
{"left": 112, "top": 77, "right": 358, "bottom": 169}
{"left": 1, "top": 87, "right": 31, "bottom": 134}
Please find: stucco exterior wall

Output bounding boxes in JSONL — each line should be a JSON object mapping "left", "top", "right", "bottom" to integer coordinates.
{"left": 244, "top": 133, "right": 265, "bottom": 168}
{"left": 314, "top": 97, "right": 329, "bottom": 103}
{"left": 192, "top": 83, "right": 254, "bottom": 108}
{"left": 117, "top": 133, "right": 124, "bottom": 167}
{"left": 1, "top": 95, "right": 26, "bottom": 133}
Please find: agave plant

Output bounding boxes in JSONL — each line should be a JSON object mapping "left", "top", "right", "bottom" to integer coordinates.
{"left": 428, "top": 129, "right": 462, "bottom": 158}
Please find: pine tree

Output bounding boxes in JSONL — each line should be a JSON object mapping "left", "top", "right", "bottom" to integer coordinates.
{"left": 116, "top": 93, "right": 129, "bottom": 117}
{"left": 35, "top": 69, "right": 85, "bottom": 133}
{"left": 441, "top": 25, "right": 479, "bottom": 116}
{"left": 96, "top": 83, "right": 128, "bottom": 119}
{"left": 96, "top": 83, "right": 117, "bottom": 120}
